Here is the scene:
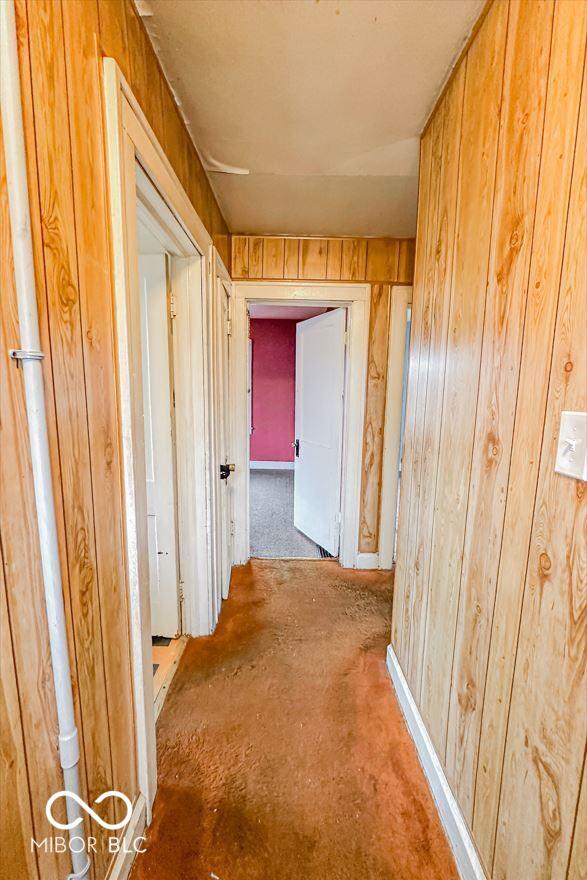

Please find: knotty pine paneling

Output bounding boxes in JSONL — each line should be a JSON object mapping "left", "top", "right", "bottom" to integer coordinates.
{"left": 231, "top": 235, "right": 416, "bottom": 554}
{"left": 418, "top": 0, "right": 508, "bottom": 760}
{"left": 492, "top": 59, "right": 586, "bottom": 878}
{"left": 473, "top": 0, "right": 586, "bottom": 860}
{"left": 405, "top": 63, "right": 465, "bottom": 703}
{"left": 1, "top": 0, "right": 232, "bottom": 876}
{"left": 390, "top": 2, "right": 587, "bottom": 878}
{"left": 359, "top": 285, "right": 391, "bottom": 552}
{"left": 1, "top": 105, "right": 73, "bottom": 880}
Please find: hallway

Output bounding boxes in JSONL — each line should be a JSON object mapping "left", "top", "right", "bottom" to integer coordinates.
{"left": 131, "top": 560, "right": 457, "bottom": 880}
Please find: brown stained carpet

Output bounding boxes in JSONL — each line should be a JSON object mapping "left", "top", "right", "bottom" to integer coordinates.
{"left": 131, "top": 559, "right": 458, "bottom": 880}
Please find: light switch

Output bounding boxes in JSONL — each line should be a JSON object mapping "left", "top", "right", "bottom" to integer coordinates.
{"left": 555, "top": 411, "right": 587, "bottom": 481}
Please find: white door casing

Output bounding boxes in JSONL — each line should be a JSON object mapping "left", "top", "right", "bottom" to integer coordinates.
{"left": 104, "top": 58, "right": 218, "bottom": 818}
{"left": 231, "top": 282, "right": 370, "bottom": 569}
{"left": 294, "top": 308, "right": 346, "bottom": 556}
{"left": 209, "top": 250, "right": 234, "bottom": 622}
{"left": 217, "top": 281, "right": 234, "bottom": 600}
{"left": 138, "top": 254, "right": 180, "bottom": 638}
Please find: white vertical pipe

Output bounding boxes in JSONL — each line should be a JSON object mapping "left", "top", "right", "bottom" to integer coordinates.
{"left": 0, "top": 2, "right": 90, "bottom": 878}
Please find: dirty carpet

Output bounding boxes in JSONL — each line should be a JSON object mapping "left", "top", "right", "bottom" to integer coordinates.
{"left": 131, "top": 559, "right": 458, "bottom": 880}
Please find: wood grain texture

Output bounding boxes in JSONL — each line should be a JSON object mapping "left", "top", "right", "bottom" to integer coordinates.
{"left": 262, "top": 236, "right": 285, "bottom": 278}
{"left": 397, "top": 239, "right": 416, "bottom": 283}
{"left": 473, "top": 3, "right": 586, "bottom": 863}
{"left": 1, "top": 90, "right": 72, "bottom": 880}
{"left": 249, "top": 236, "right": 264, "bottom": 278}
{"left": 231, "top": 236, "right": 412, "bottom": 284}
{"left": 232, "top": 235, "right": 249, "bottom": 278}
{"left": 299, "top": 238, "right": 328, "bottom": 279}
{"left": 401, "top": 103, "right": 445, "bottom": 691}
{"left": 359, "top": 284, "right": 391, "bottom": 552}
{"left": 0, "top": 554, "right": 39, "bottom": 880}
{"left": 391, "top": 3, "right": 585, "bottom": 878}
{"left": 568, "top": 761, "right": 587, "bottom": 880}
{"left": 27, "top": 2, "right": 115, "bottom": 865}
{"left": 62, "top": 0, "right": 137, "bottom": 811}
{"left": 283, "top": 238, "right": 300, "bottom": 278}
{"left": 408, "top": 63, "right": 465, "bottom": 705}
{"left": 366, "top": 238, "right": 399, "bottom": 282}
{"left": 419, "top": 0, "right": 508, "bottom": 759}
{"left": 391, "top": 131, "right": 433, "bottom": 671}
{"left": 326, "top": 238, "right": 342, "bottom": 279}
{"left": 492, "top": 60, "right": 586, "bottom": 879}
{"left": 341, "top": 238, "right": 368, "bottom": 280}
{"left": 445, "top": 0, "right": 555, "bottom": 817}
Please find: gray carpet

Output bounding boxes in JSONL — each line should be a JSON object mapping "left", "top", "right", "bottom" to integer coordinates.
{"left": 250, "top": 469, "right": 321, "bottom": 558}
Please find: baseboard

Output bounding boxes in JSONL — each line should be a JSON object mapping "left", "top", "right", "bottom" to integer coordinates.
{"left": 106, "top": 793, "right": 147, "bottom": 880}
{"left": 355, "top": 552, "right": 379, "bottom": 569}
{"left": 386, "top": 646, "right": 487, "bottom": 880}
{"left": 250, "top": 460, "right": 294, "bottom": 470}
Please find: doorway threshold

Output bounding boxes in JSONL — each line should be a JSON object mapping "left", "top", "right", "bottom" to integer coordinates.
{"left": 153, "top": 635, "right": 188, "bottom": 719}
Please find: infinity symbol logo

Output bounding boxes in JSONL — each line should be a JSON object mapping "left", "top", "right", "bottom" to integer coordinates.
{"left": 46, "top": 790, "right": 133, "bottom": 831}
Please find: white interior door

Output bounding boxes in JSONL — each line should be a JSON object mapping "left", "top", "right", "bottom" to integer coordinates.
{"left": 294, "top": 308, "right": 346, "bottom": 556}
{"left": 139, "top": 253, "right": 180, "bottom": 637}
{"left": 217, "top": 282, "right": 234, "bottom": 601}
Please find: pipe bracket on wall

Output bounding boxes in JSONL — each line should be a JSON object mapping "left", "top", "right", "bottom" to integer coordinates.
{"left": 9, "top": 347, "right": 45, "bottom": 366}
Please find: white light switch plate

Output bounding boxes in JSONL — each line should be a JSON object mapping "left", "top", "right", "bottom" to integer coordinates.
{"left": 555, "top": 411, "right": 587, "bottom": 481}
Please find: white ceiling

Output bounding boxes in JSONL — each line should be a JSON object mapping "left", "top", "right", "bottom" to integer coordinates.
{"left": 138, "top": 0, "right": 483, "bottom": 236}
{"left": 249, "top": 304, "right": 327, "bottom": 320}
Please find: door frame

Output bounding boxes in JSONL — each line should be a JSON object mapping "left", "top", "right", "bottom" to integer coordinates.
{"left": 103, "top": 59, "right": 215, "bottom": 818}
{"left": 207, "top": 246, "right": 233, "bottom": 628}
{"left": 232, "top": 282, "right": 371, "bottom": 569}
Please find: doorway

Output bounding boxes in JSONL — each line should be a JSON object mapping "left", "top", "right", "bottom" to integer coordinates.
{"left": 248, "top": 303, "right": 345, "bottom": 558}
{"left": 137, "top": 236, "right": 180, "bottom": 639}
{"left": 104, "top": 57, "right": 223, "bottom": 818}
{"left": 136, "top": 215, "right": 186, "bottom": 712}
{"left": 232, "top": 282, "right": 371, "bottom": 569}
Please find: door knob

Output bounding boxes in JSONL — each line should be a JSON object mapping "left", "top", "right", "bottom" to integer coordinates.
{"left": 219, "top": 463, "right": 235, "bottom": 480}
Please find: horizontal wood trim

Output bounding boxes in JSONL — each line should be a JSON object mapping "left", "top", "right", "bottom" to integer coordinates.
{"left": 231, "top": 236, "right": 415, "bottom": 284}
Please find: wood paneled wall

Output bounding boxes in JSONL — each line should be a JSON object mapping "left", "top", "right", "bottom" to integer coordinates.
{"left": 1, "top": 2, "right": 229, "bottom": 877}
{"left": 232, "top": 235, "right": 415, "bottom": 554}
{"left": 391, "top": 1, "right": 586, "bottom": 877}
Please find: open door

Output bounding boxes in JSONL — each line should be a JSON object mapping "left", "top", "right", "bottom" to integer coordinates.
{"left": 294, "top": 308, "right": 346, "bottom": 556}
{"left": 211, "top": 254, "right": 234, "bottom": 612}
{"left": 139, "top": 253, "right": 180, "bottom": 638}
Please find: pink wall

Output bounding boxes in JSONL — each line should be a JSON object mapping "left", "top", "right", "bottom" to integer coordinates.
{"left": 250, "top": 319, "right": 296, "bottom": 462}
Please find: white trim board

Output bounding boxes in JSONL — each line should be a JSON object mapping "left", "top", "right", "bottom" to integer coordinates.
{"left": 386, "top": 646, "right": 488, "bottom": 880}
{"left": 355, "top": 552, "right": 379, "bottom": 570}
{"left": 250, "top": 461, "right": 295, "bottom": 470}
{"left": 107, "top": 794, "right": 147, "bottom": 880}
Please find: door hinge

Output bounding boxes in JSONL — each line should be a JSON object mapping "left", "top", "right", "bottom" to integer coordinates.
{"left": 169, "top": 291, "right": 177, "bottom": 320}
{"left": 226, "top": 318, "right": 232, "bottom": 336}
{"left": 230, "top": 519, "right": 235, "bottom": 537}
